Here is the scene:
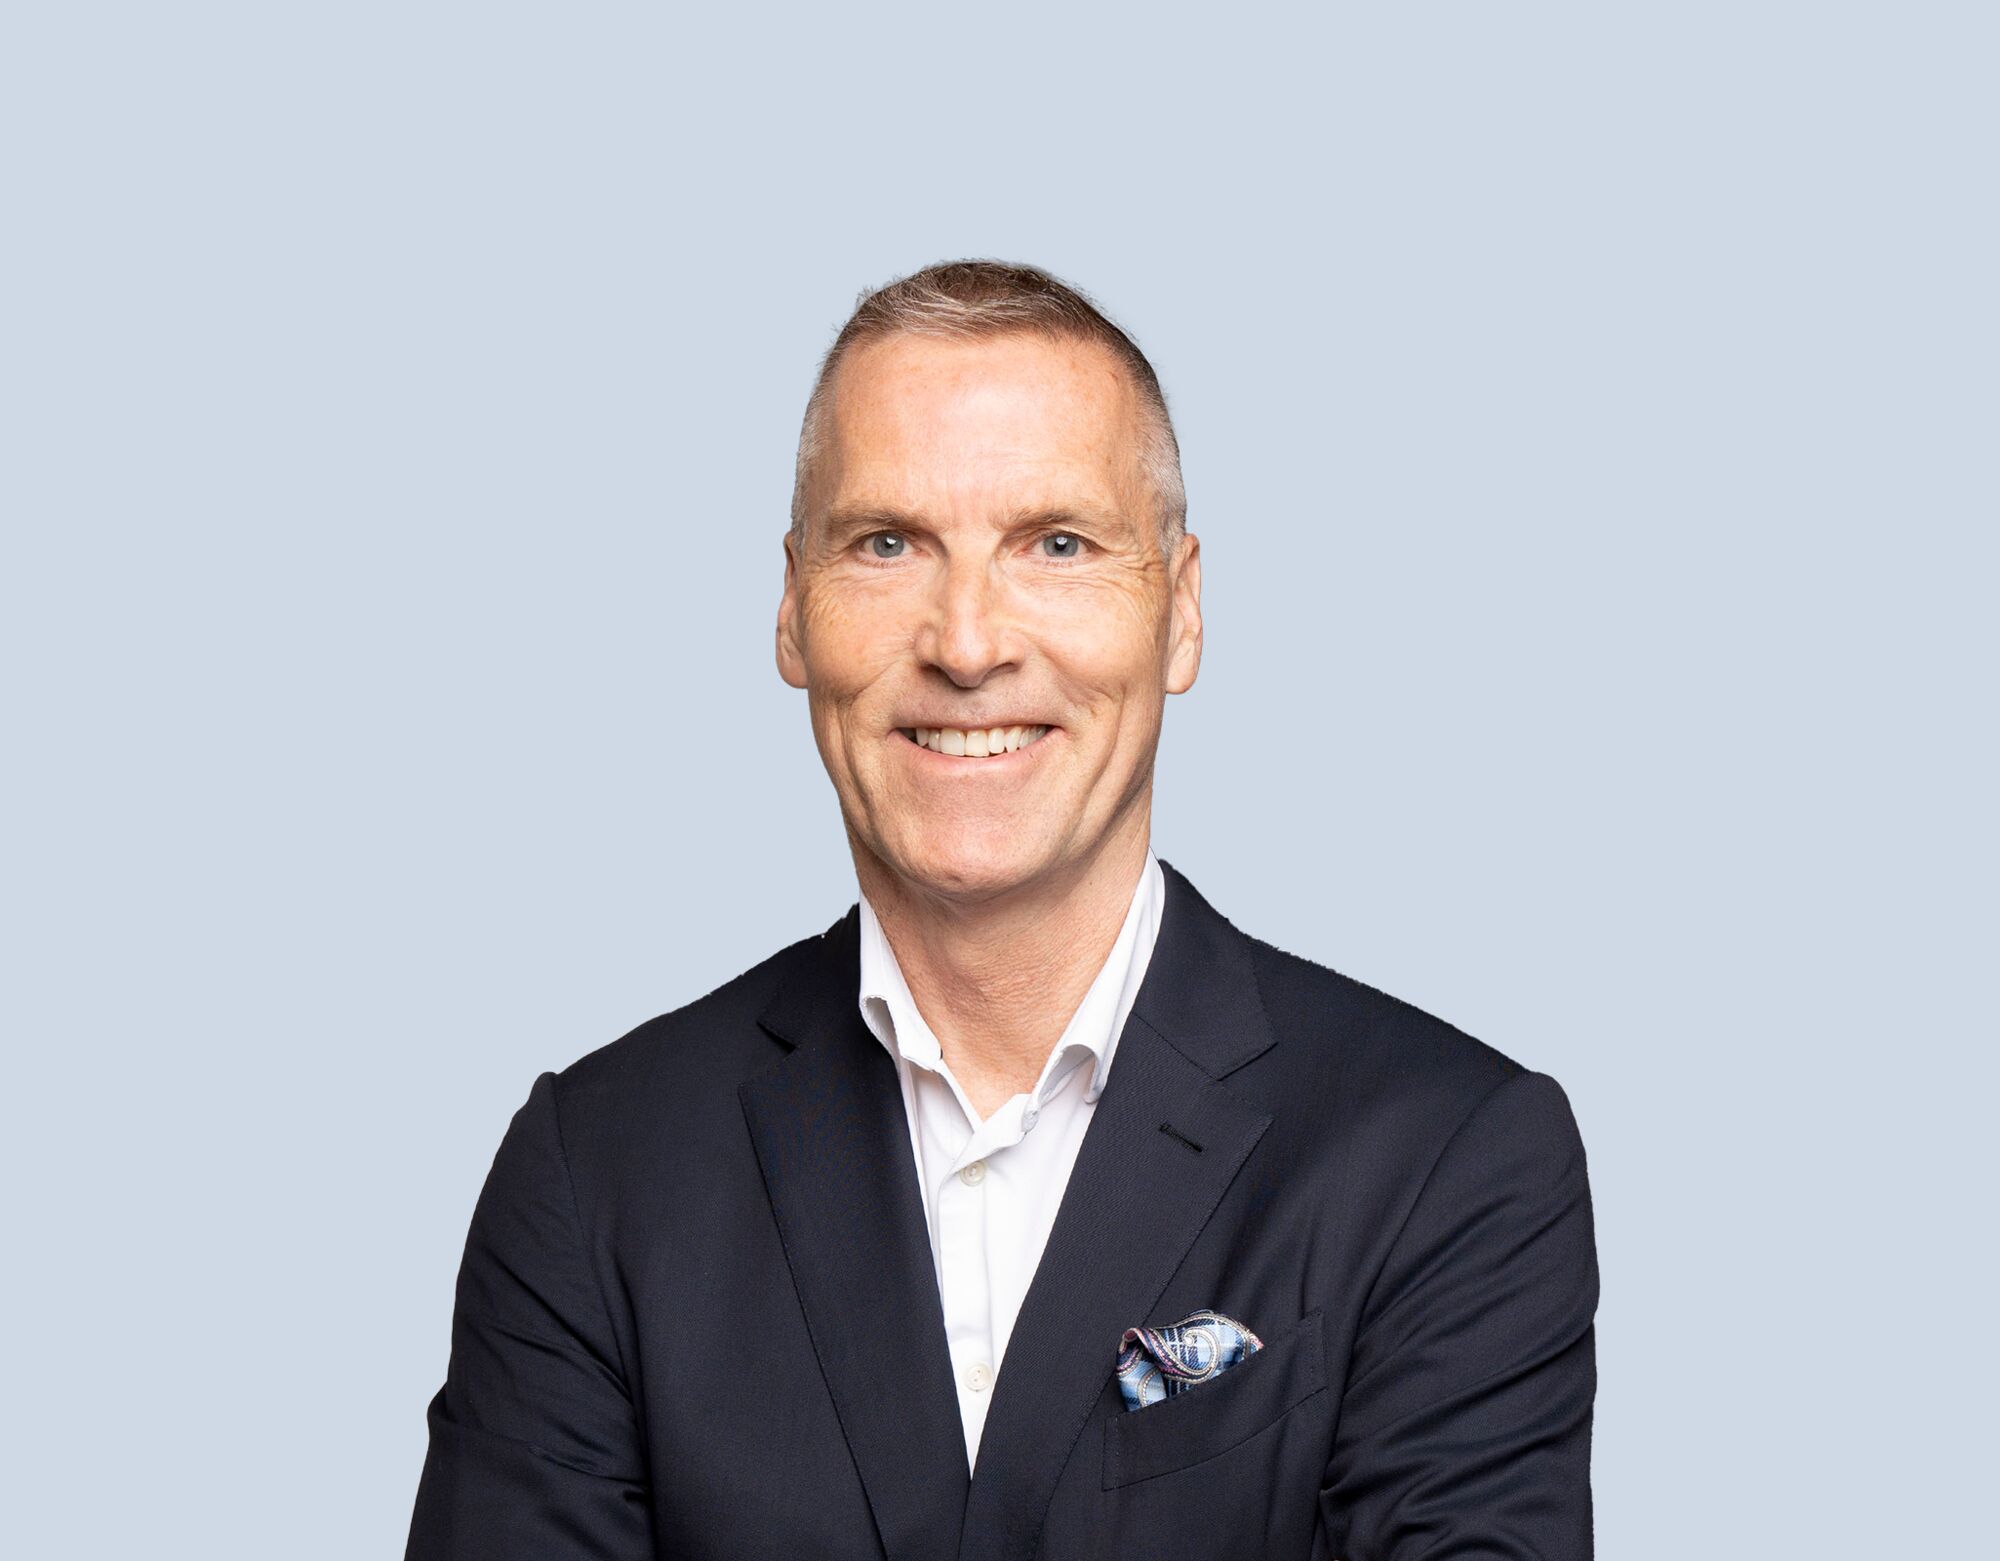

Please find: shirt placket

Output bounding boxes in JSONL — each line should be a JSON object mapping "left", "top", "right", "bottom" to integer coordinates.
{"left": 929, "top": 1073, "right": 1031, "bottom": 1463}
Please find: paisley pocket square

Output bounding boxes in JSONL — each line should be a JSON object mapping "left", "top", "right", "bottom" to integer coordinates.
{"left": 1115, "top": 1309, "right": 1264, "bottom": 1411}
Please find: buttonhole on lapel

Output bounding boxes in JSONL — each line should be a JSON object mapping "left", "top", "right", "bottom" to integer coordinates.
{"left": 1159, "top": 1120, "right": 1204, "bottom": 1153}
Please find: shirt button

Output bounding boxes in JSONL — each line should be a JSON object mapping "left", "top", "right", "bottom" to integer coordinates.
{"left": 959, "top": 1159, "right": 986, "bottom": 1185}
{"left": 964, "top": 1361, "right": 994, "bottom": 1393}
{"left": 1021, "top": 1107, "right": 1039, "bottom": 1132}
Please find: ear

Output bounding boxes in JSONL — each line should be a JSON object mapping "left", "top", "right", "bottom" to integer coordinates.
{"left": 1164, "top": 530, "right": 1203, "bottom": 695}
{"left": 776, "top": 530, "right": 809, "bottom": 689}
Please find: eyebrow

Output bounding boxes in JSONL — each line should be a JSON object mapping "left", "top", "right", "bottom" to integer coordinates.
{"left": 1005, "top": 504, "right": 1130, "bottom": 536}
{"left": 820, "top": 506, "right": 928, "bottom": 549}
{"left": 820, "top": 502, "right": 1132, "bottom": 550}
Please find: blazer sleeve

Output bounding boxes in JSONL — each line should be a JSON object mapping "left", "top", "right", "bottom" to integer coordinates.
{"left": 405, "top": 1070, "right": 655, "bottom": 1560}
{"left": 1320, "top": 1069, "right": 1599, "bottom": 1560}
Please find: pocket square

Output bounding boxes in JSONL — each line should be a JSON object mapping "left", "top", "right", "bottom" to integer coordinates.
{"left": 1115, "top": 1309, "right": 1264, "bottom": 1411}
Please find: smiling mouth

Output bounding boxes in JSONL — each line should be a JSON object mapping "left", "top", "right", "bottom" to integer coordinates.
{"left": 899, "top": 724, "right": 1054, "bottom": 758}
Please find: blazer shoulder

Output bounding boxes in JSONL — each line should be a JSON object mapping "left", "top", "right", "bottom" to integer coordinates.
{"left": 1242, "top": 928, "right": 1538, "bottom": 1133}
{"left": 550, "top": 920, "right": 834, "bottom": 1112}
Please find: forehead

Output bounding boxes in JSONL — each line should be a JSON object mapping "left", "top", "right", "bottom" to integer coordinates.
{"left": 818, "top": 332, "right": 1146, "bottom": 513}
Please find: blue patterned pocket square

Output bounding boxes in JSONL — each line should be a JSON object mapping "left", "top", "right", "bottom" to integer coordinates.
{"left": 1115, "top": 1309, "right": 1264, "bottom": 1411}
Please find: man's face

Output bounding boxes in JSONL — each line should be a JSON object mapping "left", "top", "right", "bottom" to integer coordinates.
{"left": 777, "top": 331, "right": 1202, "bottom": 903}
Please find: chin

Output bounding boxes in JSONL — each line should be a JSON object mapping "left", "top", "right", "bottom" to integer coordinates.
{"left": 887, "top": 829, "right": 1056, "bottom": 901}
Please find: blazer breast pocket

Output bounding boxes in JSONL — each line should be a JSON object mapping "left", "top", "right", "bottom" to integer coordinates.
{"left": 1101, "top": 1307, "right": 1328, "bottom": 1489}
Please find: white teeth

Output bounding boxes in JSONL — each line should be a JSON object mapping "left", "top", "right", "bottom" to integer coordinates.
{"left": 908, "top": 724, "right": 1051, "bottom": 756}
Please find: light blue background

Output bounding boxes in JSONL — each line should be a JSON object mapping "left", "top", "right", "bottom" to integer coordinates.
{"left": 5, "top": 3, "right": 1991, "bottom": 1554}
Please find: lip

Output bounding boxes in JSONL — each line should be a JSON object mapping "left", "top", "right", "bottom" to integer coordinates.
{"left": 895, "top": 720, "right": 1058, "bottom": 733}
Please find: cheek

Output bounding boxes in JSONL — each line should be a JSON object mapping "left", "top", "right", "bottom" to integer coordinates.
{"left": 1034, "top": 591, "right": 1166, "bottom": 705}
{"left": 800, "top": 590, "right": 904, "bottom": 696}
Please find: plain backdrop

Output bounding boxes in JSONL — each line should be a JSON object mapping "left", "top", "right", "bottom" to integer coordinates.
{"left": 4, "top": 3, "right": 1992, "bottom": 1555}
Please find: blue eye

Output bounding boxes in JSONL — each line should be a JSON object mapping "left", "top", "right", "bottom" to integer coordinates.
{"left": 1040, "top": 533, "right": 1083, "bottom": 559}
{"left": 868, "top": 533, "right": 907, "bottom": 558}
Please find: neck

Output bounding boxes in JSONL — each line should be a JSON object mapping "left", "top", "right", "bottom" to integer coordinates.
{"left": 853, "top": 810, "right": 1152, "bottom": 1120}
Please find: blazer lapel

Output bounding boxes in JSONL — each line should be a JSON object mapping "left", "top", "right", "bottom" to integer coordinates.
{"left": 955, "top": 858, "right": 1279, "bottom": 1561}
{"left": 741, "top": 908, "right": 970, "bottom": 1561}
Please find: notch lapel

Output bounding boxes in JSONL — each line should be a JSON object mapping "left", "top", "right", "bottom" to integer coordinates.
{"left": 741, "top": 908, "right": 970, "bottom": 1561}
{"left": 955, "top": 858, "right": 1280, "bottom": 1561}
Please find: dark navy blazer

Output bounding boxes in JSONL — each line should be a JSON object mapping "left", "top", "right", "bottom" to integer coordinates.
{"left": 406, "top": 858, "right": 1597, "bottom": 1559}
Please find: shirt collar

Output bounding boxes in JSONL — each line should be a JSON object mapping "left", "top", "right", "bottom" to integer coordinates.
{"left": 856, "top": 848, "right": 1166, "bottom": 1111}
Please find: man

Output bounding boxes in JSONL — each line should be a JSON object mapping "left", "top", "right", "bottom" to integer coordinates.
{"left": 405, "top": 261, "right": 1598, "bottom": 1560}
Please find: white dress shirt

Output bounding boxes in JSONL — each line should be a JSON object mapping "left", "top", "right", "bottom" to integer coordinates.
{"left": 855, "top": 848, "right": 1167, "bottom": 1473}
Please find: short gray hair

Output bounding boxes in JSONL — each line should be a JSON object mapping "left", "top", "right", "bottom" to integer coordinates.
{"left": 789, "top": 260, "right": 1186, "bottom": 559}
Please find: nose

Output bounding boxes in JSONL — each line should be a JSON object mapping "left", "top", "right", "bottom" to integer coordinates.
{"left": 913, "top": 552, "right": 1023, "bottom": 688}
